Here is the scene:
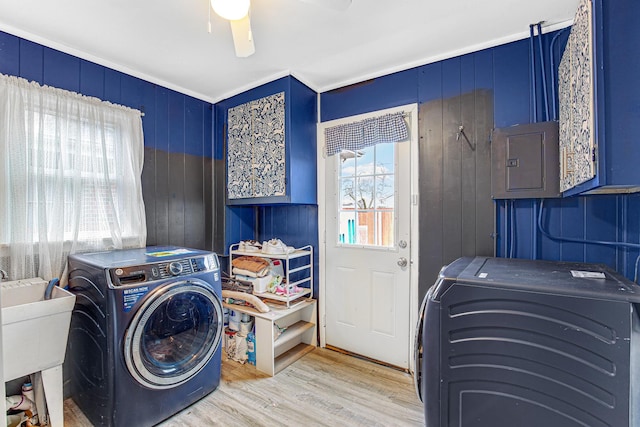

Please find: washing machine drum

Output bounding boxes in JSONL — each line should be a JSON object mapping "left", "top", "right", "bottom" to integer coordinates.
{"left": 124, "top": 279, "right": 223, "bottom": 389}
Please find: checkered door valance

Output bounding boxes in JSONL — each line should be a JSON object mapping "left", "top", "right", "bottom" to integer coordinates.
{"left": 324, "top": 112, "right": 408, "bottom": 156}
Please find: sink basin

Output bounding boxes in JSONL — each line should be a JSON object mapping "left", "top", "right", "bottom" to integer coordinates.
{"left": 2, "top": 278, "right": 75, "bottom": 380}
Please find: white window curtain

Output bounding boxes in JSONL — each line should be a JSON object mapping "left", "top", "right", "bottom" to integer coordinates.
{"left": 0, "top": 74, "right": 146, "bottom": 283}
{"left": 324, "top": 111, "right": 409, "bottom": 156}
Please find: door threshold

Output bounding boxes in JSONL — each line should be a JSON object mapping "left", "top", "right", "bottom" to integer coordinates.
{"left": 325, "top": 345, "right": 408, "bottom": 373}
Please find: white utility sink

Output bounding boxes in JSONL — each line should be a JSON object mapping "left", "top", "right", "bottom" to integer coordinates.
{"left": 2, "top": 277, "right": 75, "bottom": 427}
{"left": 1, "top": 278, "right": 75, "bottom": 380}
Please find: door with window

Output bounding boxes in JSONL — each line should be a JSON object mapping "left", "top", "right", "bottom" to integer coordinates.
{"left": 320, "top": 105, "right": 417, "bottom": 369}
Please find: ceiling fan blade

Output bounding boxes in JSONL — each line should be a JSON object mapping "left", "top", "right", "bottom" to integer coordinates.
{"left": 299, "top": 0, "right": 352, "bottom": 11}
{"left": 229, "top": 15, "right": 255, "bottom": 58}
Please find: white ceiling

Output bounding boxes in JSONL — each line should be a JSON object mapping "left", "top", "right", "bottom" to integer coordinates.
{"left": 0, "top": 0, "right": 578, "bottom": 103}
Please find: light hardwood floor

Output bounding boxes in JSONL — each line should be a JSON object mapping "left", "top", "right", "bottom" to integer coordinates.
{"left": 63, "top": 348, "right": 423, "bottom": 426}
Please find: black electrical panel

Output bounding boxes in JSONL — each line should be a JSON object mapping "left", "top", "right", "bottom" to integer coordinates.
{"left": 491, "top": 121, "right": 560, "bottom": 199}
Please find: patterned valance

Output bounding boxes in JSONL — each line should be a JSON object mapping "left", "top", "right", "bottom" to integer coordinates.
{"left": 324, "top": 112, "right": 408, "bottom": 156}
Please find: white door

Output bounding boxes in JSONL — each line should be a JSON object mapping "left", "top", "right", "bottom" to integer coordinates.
{"left": 318, "top": 104, "right": 418, "bottom": 370}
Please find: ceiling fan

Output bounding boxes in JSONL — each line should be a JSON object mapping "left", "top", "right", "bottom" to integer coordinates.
{"left": 210, "top": 0, "right": 353, "bottom": 57}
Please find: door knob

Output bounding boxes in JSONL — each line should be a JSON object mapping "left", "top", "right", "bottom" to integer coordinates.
{"left": 397, "top": 257, "right": 408, "bottom": 268}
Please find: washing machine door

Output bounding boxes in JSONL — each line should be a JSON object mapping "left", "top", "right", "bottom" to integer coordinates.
{"left": 124, "top": 279, "right": 223, "bottom": 389}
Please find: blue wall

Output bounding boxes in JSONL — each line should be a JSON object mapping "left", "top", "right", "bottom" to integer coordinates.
{"left": 213, "top": 77, "right": 320, "bottom": 294}
{"left": 257, "top": 205, "right": 319, "bottom": 297}
{"left": 0, "top": 31, "right": 215, "bottom": 250}
{"left": 321, "top": 33, "right": 557, "bottom": 135}
{"left": 3, "top": 2, "right": 639, "bottom": 285}
{"left": 321, "top": 27, "right": 640, "bottom": 283}
{"left": 0, "top": 33, "right": 212, "bottom": 157}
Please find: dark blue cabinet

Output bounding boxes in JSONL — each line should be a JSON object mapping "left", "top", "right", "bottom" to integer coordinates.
{"left": 217, "top": 76, "right": 317, "bottom": 205}
{"left": 559, "top": 0, "right": 640, "bottom": 196}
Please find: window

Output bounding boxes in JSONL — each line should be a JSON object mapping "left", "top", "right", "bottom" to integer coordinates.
{"left": 0, "top": 73, "right": 146, "bottom": 280}
{"left": 28, "top": 112, "right": 126, "bottom": 242}
{"left": 337, "top": 143, "right": 396, "bottom": 248}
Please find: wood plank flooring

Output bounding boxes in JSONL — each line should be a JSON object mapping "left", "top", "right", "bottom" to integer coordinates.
{"left": 63, "top": 348, "right": 423, "bottom": 426}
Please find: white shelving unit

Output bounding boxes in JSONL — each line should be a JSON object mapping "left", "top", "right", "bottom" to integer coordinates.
{"left": 227, "top": 243, "right": 316, "bottom": 375}
{"left": 229, "top": 243, "right": 313, "bottom": 308}
{"left": 223, "top": 299, "right": 317, "bottom": 376}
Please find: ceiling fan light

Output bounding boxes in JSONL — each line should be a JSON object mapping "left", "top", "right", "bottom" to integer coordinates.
{"left": 211, "top": 0, "right": 250, "bottom": 21}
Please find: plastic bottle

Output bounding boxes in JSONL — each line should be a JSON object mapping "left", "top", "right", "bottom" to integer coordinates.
{"left": 6, "top": 382, "right": 38, "bottom": 426}
{"left": 246, "top": 333, "right": 256, "bottom": 366}
{"left": 22, "top": 382, "right": 38, "bottom": 424}
{"left": 21, "top": 382, "right": 35, "bottom": 404}
{"left": 6, "top": 383, "right": 36, "bottom": 412}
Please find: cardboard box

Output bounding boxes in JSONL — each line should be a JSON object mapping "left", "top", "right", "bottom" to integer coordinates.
{"left": 2, "top": 278, "right": 76, "bottom": 380}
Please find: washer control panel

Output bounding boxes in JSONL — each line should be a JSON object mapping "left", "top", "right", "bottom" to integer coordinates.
{"left": 109, "top": 254, "right": 219, "bottom": 287}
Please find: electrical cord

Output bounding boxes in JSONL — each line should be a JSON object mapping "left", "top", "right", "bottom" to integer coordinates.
{"left": 538, "top": 199, "right": 640, "bottom": 283}
{"left": 530, "top": 28, "right": 640, "bottom": 282}
{"left": 549, "top": 28, "right": 570, "bottom": 121}
{"left": 529, "top": 25, "right": 537, "bottom": 123}
{"left": 536, "top": 23, "right": 550, "bottom": 121}
{"left": 537, "top": 199, "right": 640, "bottom": 250}
{"left": 510, "top": 200, "right": 516, "bottom": 258}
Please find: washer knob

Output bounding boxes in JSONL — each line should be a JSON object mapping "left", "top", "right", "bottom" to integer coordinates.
{"left": 168, "top": 261, "right": 183, "bottom": 276}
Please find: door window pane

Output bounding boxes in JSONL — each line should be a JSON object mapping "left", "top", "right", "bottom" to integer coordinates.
{"left": 375, "top": 143, "right": 395, "bottom": 174}
{"left": 337, "top": 144, "right": 396, "bottom": 248}
{"left": 339, "top": 211, "right": 356, "bottom": 244}
{"left": 340, "top": 178, "right": 356, "bottom": 209}
{"left": 356, "top": 176, "right": 375, "bottom": 209}
{"left": 356, "top": 148, "right": 375, "bottom": 176}
{"left": 340, "top": 151, "right": 358, "bottom": 177}
{"left": 375, "top": 175, "right": 395, "bottom": 209}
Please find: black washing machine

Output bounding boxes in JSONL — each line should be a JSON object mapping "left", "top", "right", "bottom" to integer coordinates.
{"left": 66, "top": 246, "right": 224, "bottom": 426}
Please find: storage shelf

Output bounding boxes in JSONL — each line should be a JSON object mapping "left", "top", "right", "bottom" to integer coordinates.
{"left": 229, "top": 246, "right": 312, "bottom": 260}
{"left": 223, "top": 299, "right": 317, "bottom": 376}
{"left": 289, "top": 265, "right": 310, "bottom": 274}
{"left": 223, "top": 298, "right": 314, "bottom": 321}
{"left": 274, "top": 343, "right": 315, "bottom": 375}
{"left": 230, "top": 243, "right": 314, "bottom": 308}
{"left": 274, "top": 320, "right": 315, "bottom": 352}
{"left": 227, "top": 242, "right": 316, "bottom": 375}
{"left": 253, "top": 288, "right": 311, "bottom": 302}
{"left": 288, "top": 278, "right": 311, "bottom": 287}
